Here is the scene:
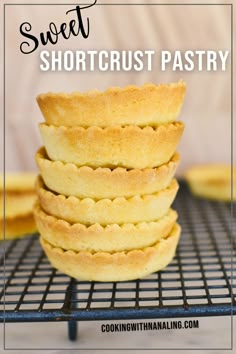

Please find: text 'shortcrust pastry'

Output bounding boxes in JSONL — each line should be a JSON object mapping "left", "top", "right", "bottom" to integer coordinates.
{"left": 40, "top": 223, "right": 180, "bottom": 281}
{"left": 36, "top": 176, "right": 179, "bottom": 224}
{"left": 35, "top": 148, "right": 180, "bottom": 199}
{"left": 185, "top": 164, "right": 236, "bottom": 201}
{"left": 34, "top": 205, "right": 177, "bottom": 252}
{"left": 40, "top": 122, "right": 184, "bottom": 169}
{"left": 37, "top": 81, "right": 186, "bottom": 127}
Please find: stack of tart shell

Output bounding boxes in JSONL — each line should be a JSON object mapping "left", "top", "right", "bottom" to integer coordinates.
{"left": 34, "top": 81, "right": 186, "bottom": 282}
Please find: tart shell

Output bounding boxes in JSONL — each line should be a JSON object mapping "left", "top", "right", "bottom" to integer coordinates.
{"left": 40, "top": 223, "right": 181, "bottom": 282}
{"left": 0, "top": 172, "right": 37, "bottom": 192}
{"left": 185, "top": 164, "right": 236, "bottom": 202}
{"left": 0, "top": 192, "right": 37, "bottom": 219}
{"left": 35, "top": 148, "right": 180, "bottom": 199}
{"left": 39, "top": 122, "right": 184, "bottom": 169}
{"left": 0, "top": 174, "right": 37, "bottom": 239}
{"left": 34, "top": 204, "right": 177, "bottom": 252}
{"left": 37, "top": 81, "right": 186, "bottom": 127}
{"left": 36, "top": 176, "right": 179, "bottom": 225}
{"left": 0, "top": 213, "right": 37, "bottom": 240}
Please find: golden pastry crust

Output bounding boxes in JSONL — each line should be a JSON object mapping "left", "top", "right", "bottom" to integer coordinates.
{"left": 40, "top": 223, "right": 181, "bottom": 281}
{"left": 0, "top": 213, "right": 37, "bottom": 240}
{"left": 40, "top": 122, "right": 184, "bottom": 169}
{"left": 37, "top": 81, "right": 186, "bottom": 127}
{"left": 36, "top": 176, "right": 179, "bottom": 224}
{"left": 0, "top": 192, "right": 37, "bottom": 218}
{"left": 0, "top": 173, "right": 37, "bottom": 192}
{"left": 34, "top": 204, "right": 177, "bottom": 252}
{"left": 35, "top": 148, "right": 180, "bottom": 199}
{"left": 185, "top": 164, "right": 236, "bottom": 202}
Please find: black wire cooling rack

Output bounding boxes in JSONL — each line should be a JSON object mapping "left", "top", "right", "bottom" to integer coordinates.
{"left": 0, "top": 183, "right": 235, "bottom": 341}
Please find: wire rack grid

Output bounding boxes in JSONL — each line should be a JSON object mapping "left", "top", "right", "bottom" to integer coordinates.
{"left": 0, "top": 183, "right": 235, "bottom": 329}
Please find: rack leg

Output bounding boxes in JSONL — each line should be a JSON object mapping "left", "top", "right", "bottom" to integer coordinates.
{"left": 68, "top": 320, "right": 78, "bottom": 341}
{"left": 66, "top": 279, "right": 78, "bottom": 341}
